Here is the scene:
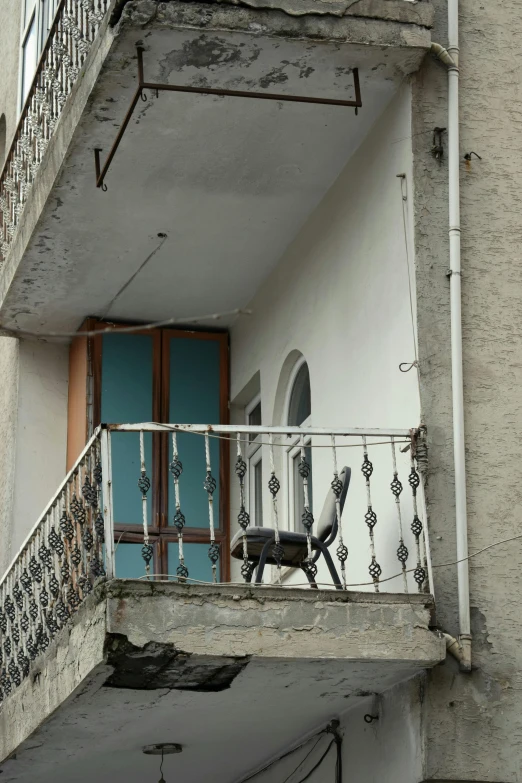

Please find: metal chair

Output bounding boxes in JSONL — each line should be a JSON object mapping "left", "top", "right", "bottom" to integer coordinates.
{"left": 230, "top": 466, "right": 350, "bottom": 589}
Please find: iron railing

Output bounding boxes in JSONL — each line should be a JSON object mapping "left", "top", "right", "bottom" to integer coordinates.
{"left": 0, "top": 422, "right": 431, "bottom": 705}
{"left": 0, "top": 0, "right": 109, "bottom": 263}
{"left": 0, "top": 429, "right": 104, "bottom": 704}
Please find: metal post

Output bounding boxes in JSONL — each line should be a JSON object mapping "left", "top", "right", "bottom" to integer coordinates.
{"left": 100, "top": 427, "right": 115, "bottom": 579}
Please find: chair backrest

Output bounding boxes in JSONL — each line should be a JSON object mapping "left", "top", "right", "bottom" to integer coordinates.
{"left": 315, "top": 466, "right": 351, "bottom": 543}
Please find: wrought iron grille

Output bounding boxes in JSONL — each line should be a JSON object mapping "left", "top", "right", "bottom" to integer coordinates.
{"left": 104, "top": 423, "right": 431, "bottom": 594}
{"left": 0, "top": 0, "right": 109, "bottom": 264}
{"left": 0, "top": 431, "right": 105, "bottom": 706}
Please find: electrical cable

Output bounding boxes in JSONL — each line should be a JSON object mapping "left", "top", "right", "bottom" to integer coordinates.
{"left": 0, "top": 307, "right": 252, "bottom": 341}
{"left": 234, "top": 729, "right": 326, "bottom": 783}
{"left": 293, "top": 740, "right": 335, "bottom": 783}
{"left": 280, "top": 735, "right": 325, "bottom": 783}
{"left": 140, "top": 530, "right": 522, "bottom": 589}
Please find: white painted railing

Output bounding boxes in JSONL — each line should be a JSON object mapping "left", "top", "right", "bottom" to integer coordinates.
{"left": 0, "top": 0, "right": 109, "bottom": 263}
{"left": 0, "top": 421, "right": 431, "bottom": 705}
{"left": 104, "top": 423, "right": 431, "bottom": 593}
{"left": 0, "top": 427, "right": 105, "bottom": 703}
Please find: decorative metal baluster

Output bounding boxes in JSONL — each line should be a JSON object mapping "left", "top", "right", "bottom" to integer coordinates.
{"left": 77, "top": 458, "right": 92, "bottom": 595}
{"left": 16, "top": 557, "right": 30, "bottom": 681}
{"left": 390, "top": 437, "right": 408, "bottom": 592}
{"left": 62, "top": 480, "right": 77, "bottom": 611}
{"left": 79, "top": 452, "right": 95, "bottom": 593}
{"left": 298, "top": 434, "right": 316, "bottom": 584}
{"left": 92, "top": 443, "right": 105, "bottom": 580}
{"left": 49, "top": 502, "right": 64, "bottom": 631}
{"left": 268, "top": 434, "right": 283, "bottom": 582}
{"left": 31, "top": 534, "right": 49, "bottom": 660}
{"left": 235, "top": 433, "right": 252, "bottom": 583}
{"left": 40, "top": 512, "right": 54, "bottom": 642}
{"left": 69, "top": 470, "right": 85, "bottom": 604}
{"left": 204, "top": 433, "right": 219, "bottom": 583}
{"left": 61, "top": 483, "right": 75, "bottom": 615}
{"left": 361, "top": 436, "right": 382, "bottom": 592}
{"left": 170, "top": 433, "right": 188, "bottom": 583}
{"left": 0, "top": 579, "right": 7, "bottom": 702}
{"left": 138, "top": 431, "right": 153, "bottom": 578}
{"left": 48, "top": 500, "right": 65, "bottom": 628}
{"left": 7, "top": 570, "right": 21, "bottom": 690}
{"left": 20, "top": 545, "right": 37, "bottom": 666}
{"left": 408, "top": 453, "right": 427, "bottom": 592}
{"left": 330, "top": 436, "right": 348, "bottom": 589}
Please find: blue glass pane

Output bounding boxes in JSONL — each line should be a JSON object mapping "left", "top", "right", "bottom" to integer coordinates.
{"left": 168, "top": 542, "right": 220, "bottom": 583}
{"left": 101, "top": 334, "right": 153, "bottom": 525}
{"left": 167, "top": 338, "right": 221, "bottom": 529}
{"left": 115, "top": 542, "right": 150, "bottom": 579}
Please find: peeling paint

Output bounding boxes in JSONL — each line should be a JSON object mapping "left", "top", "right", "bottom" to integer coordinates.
{"left": 157, "top": 35, "right": 261, "bottom": 81}
{"left": 105, "top": 634, "right": 250, "bottom": 691}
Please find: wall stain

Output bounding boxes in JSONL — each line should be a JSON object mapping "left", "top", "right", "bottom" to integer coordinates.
{"left": 158, "top": 35, "right": 261, "bottom": 80}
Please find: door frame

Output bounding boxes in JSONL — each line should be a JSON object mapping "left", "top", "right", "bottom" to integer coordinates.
{"left": 86, "top": 321, "right": 230, "bottom": 581}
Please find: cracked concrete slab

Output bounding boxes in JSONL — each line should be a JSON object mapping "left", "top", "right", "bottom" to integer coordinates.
{"left": 114, "top": 0, "right": 434, "bottom": 27}
{"left": 0, "top": 581, "right": 444, "bottom": 770}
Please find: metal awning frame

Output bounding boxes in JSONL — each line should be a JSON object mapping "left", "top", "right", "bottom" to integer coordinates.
{"left": 93, "top": 44, "right": 362, "bottom": 190}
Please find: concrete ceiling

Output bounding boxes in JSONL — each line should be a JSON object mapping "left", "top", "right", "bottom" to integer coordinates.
{"left": 1, "top": 658, "right": 421, "bottom": 783}
{"left": 4, "top": 25, "right": 411, "bottom": 331}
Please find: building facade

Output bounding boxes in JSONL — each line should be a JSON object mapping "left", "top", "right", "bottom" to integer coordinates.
{"left": 0, "top": 0, "right": 517, "bottom": 781}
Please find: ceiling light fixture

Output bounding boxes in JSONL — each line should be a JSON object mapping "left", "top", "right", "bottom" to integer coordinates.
{"left": 143, "top": 743, "right": 183, "bottom": 783}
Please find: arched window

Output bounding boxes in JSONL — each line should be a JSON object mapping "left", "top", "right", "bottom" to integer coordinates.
{"left": 284, "top": 356, "right": 313, "bottom": 530}
{"left": 287, "top": 360, "right": 311, "bottom": 426}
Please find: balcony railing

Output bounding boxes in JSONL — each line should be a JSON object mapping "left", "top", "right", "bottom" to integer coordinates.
{"left": 0, "top": 421, "right": 431, "bottom": 705}
{"left": 0, "top": 0, "right": 109, "bottom": 263}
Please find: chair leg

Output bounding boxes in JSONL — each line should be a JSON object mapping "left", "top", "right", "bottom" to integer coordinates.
{"left": 300, "top": 562, "right": 319, "bottom": 589}
{"left": 316, "top": 543, "right": 343, "bottom": 590}
{"left": 255, "top": 536, "right": 275, "bottom": 585}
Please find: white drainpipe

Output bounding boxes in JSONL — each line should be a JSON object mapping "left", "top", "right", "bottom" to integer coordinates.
{"left": 431, "top": 0, "right": 472, "bottom": 672}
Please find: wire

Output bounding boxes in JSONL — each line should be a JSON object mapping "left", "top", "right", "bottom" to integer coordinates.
{"left": 101, "top": 234, "right": 168, "bottom": 318}
{"left": 235, "top": 730, "right": 326, "bottom": 783}
{"left": 280, "top": 736, "right": 325, "bottom": 783}
{"left": 169, "top": 428, "right": 410, "bottom": 450}
{"left": 293, "top": 740, "right": 335, "bottom": 783}
{"left": 398, "top": 174, "right": 421, "bottom": 399}
{"left": 0, "top": 307, "right": 252, "bottom": 341}
{"left": 139, "top": 531, "right": 522, "bottom": 589}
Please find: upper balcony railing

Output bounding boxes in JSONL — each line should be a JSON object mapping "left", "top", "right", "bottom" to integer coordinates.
{"left": 0, "top": 421, "right": 431, "bottom": 705}
{"left": 0, "top": 0, "right": 109, "bottom": 264}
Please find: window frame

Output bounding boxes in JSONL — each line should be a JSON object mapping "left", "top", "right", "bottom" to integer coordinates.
{"left": 245, "top": 393, "right": 263, "bottom": 527}
{"left": 282, "top": 356, "right": 312, "bottom": 533}
{"left": 18, "top": 0, "right": 60, "bottom": 112}
{"left": 80, "top": 321, "right": 231, "bottom": 581}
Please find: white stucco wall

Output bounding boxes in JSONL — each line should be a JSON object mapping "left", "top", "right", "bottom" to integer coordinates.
{"left": 256, "top": 676, "right": 424, "bottom": 783}
{"left": 230, "top": 86, "right": 424, "bottom": 591}
{"left": 0, "top": 337, "right": 19, "bottom": 575}
{"left": 10, "top": 340, "right": 69, "bottom": 558}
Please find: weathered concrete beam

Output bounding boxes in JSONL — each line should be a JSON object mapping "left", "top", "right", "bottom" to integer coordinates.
{"left": 0, "top": 586, "right": 111, "bottom": 765}
{"left": 118, "top": 0, "right": 432, "bottom": 51}
{"left": 106, "top": 581, "right": 444, "bottom": 664}
{"left": 114, "top": 0, "right": 433, "bottom": 28}
{"left": 0, "top": 581, "right": 444, "bottom": 766}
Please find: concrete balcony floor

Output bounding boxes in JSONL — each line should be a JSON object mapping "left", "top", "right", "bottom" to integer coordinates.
{"left": 0, "top": 581, "right": 444, "bottom": 782}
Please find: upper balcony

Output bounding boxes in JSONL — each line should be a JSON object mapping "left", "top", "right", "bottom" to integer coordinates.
{"left": 0, "top": 0, "right": 432, "bottom": 332}
{"left": 0, "top": 421, "right": 444, "bottom": 779}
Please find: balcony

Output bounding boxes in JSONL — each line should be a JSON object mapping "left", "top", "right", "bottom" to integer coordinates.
{"left": 0, "top": 422, "right": 444, "bottom": 778}
{"left": 0, "top": 0, "right": 432, "bottom": 332}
